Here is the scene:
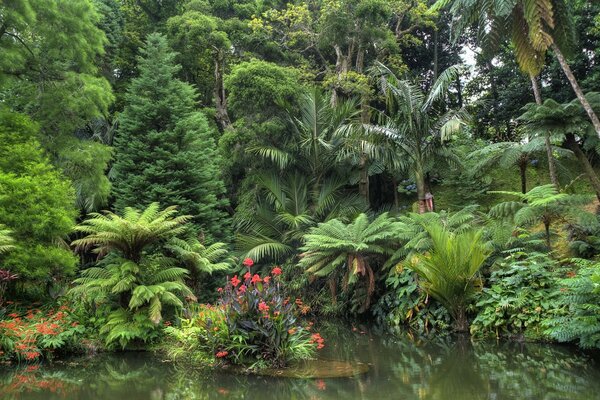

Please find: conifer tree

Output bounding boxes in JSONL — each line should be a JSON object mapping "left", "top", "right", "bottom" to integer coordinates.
{"left": 111, "top": 33, "right": 229, "bottom": 242}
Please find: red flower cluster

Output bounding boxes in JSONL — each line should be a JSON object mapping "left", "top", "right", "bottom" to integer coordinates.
{"left": 310, "top": 333, "right": 325, "bottom": 349}
{"left": 271, "top": 266, "right": 282, "bottom": 276}
{"left": 216, "top": 350, "right": 229, "bottom": 358}
{"left": 243, "top": 258, "right": 254, "bottom": 268}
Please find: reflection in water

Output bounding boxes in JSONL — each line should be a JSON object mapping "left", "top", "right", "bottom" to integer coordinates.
{"left": 1, "top": 325, "right": 600, "bottom": 400}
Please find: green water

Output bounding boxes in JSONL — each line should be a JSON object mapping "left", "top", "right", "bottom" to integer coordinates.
{"left": 2, "top": 324, "right": 600, "bottom": 399}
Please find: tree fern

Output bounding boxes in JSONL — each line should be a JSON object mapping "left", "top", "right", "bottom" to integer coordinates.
{"left": 489, "top": 184, "right": 592, "bottom": 247}
{"left": 70, "top": 203, "right": 222, "bottom": 348}
{"left": 299, "top": 213, "right": 398, "bottom": 312}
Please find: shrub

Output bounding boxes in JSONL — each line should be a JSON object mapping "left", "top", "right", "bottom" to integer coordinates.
{"left": 373, "top": 267, "right": 451, "bottom": 334}
{"left": 471, "top": 252, "right": 564, "bottom": 339}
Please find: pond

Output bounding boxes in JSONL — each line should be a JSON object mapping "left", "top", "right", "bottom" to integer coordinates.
{"left": 2, "top": 324, "right": 600, "bottom": 399}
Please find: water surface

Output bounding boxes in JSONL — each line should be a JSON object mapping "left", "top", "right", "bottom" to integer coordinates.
{"left": 1, "top": 324, "right": 599, "bottom": 399}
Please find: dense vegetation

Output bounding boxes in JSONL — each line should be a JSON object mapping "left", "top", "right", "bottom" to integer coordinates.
{"left": 2, "top": 0, "right": 600, "bottom": 369}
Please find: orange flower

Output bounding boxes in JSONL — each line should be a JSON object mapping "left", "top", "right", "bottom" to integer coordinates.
{"left": 216, "top": 350, "right": 228, "bottom": 358}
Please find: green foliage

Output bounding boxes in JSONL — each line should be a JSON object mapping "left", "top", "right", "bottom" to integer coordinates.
{"left": 225, "top": 60, "right": 302, "bottom": 120}
{"left": 71, "top": 203, "right": 224, "bottom": 348}
{"left": 0, "top": 305, "right": 86, "bottom": 362}
{"left": 364, "top": 63, "right": 466, "bottom": 208}
{"left": 0, "top": 228, "right": 15, "bottom": 256}
{"left": 299, "top": 213, "right": 398, "bottom": 312}
{"left": 489, "top": 184, "right": 592, "bottom": 247}
{"left": 471, "top": 252, "right": 564, "bottom": 339}
{"left": 373, "top": 267, "right": 451, "bottom": 334}
{"left": 0, "top": 109, "right": 78, "bottom": 285}
{"left": 544, "top": 259, "right": 600, "bottom": 349}
{"left": 218, "top": 268, "right": 318, "bottom": 368}
{"left": 408, "top": 223, "right": 491, "bottom": 331}
{"left": 111, "top": 33, "right": 230, "bottom": 241}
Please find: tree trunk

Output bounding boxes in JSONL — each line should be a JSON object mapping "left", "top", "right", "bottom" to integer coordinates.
{"left": 519, "top": 158, "right": 528, "bottom": 194}
{"left": 552, "top": 44, "right": 600, "bottom": 138}
{"left": 358, "top": 153, "right": 369, "bottom": 206}
{"left": 565, "top": 133, "right": 600, "bottom": 201}
{"left": 530, "top": 74, "right": 559, "bottom": 189}
{"left": 392, "top": 176, "right": 399, "bottom": 211}
{"left": 433, "top": 28, "right": 439, "bottom": 81}
{"left": 453, "top": 307, "right": 469, "bottom": 332}
{"left": 214, "top": 51, "right": 231, "bottom": 131}
{"left": 416, "top": 168, "right": 426, "bottom": 214}
{"left": 544, "top": 219, "right": 551, "bottom": 249}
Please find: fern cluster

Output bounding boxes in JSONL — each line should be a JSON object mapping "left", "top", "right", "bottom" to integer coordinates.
{"left": 544, "top": 259, "right": 600, "bottom": 348}
{"left": 71, "top": 203, "right": 231, "bottom": 349}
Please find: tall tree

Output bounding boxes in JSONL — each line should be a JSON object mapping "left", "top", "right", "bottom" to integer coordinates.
{"left": 111, "top": 33, "right": 230, "bottom": 242}
{"left": 0, "top": 108, "right": 78, "bottom": 289}
{"left": 0, "top": 0, "right": 114, "bottom": 212}
{"left": 435, "top": 0, "right": 600, "bottom": 138}
{"left": 365, "top": 64, "right": 466, "bottom": 213}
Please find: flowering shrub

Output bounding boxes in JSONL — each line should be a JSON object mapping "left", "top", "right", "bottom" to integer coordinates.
{"left": 0, "top": 305, "right": 85, "bottom": 362}
{"left": 164, "top": 262, "right": 324, "bottom": 369}
{"left": 218, "top": 264, "right": 321, "bottom": 368}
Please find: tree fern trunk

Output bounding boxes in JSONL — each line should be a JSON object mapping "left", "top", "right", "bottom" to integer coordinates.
{"left": 565, "top": 133, "right": 600, "bottom": 202}
{"left": 552, "top": 44, "right": 600, "bottom": 138}
{"left": 530, "top": 74, "right": 559, "bottom": 189}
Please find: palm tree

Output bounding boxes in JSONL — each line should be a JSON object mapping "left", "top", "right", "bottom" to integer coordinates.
{"left": 519, "top": 95, "right": 600, "bottom": 200}
{"left": 408, "top": 223, "right": 490, "bottom": 332}
{"left": 299, "top": 213, "right": 398, "bottom": 312}
{"left": 236, "top": 172, "right": 365, "bottom": 263}
{"left": 362, "top": 63, "right": 466, "bottom": 213}
{"left": 489, "top": 184, "right": 592, "bottom": 247}
{"left": 434, "top": 0, "right": 600, "bottom": 138}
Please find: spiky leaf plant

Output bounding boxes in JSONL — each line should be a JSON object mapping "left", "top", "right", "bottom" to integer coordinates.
{"left": 299, "top": 213, "right": 398, "bottom": 312}
{"left": 408, "top": 224, "right": 491, "bottom": 332}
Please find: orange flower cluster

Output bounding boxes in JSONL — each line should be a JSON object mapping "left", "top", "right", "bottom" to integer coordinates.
{"left": 310, "top": 332, "right": 325, "bottom": 350}
{"left": 0, "top": 305, "right": 81, "bottom": 362}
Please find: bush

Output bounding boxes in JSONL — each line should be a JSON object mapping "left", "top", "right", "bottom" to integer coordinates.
{"left": 471, "top": 252, "right": 565, "bottom": 339}
{"left": 373, "top": 267, "right": 451, "bottom": 334}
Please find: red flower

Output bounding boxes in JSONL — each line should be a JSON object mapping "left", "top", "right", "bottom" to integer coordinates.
{"left": 243, "top": 272, "right": 251, "bottom": 280}
{"left": 243, "top": 258, "right": 254, "bottom": 267}
{"left": 263, "top": 276, "right": 271, "bottom": 284}
{"left": 216, "top": 350, "right": 228, "bottom": 358}
{"left": 217, "top": 287, "right": 223, "bottom": 293}
{"left": 238, "top": 285, "right": 247, "bottom": 294}
{"left": 316, "top": 379, "right": 327, "bottom": 390}
{"left": 251, "top": 274, "right": 261, "bottom": 284}
{"left": 8, "top": 313, "right": 18, "bottom": 318}
{"left": 258, "top": 301, "right": 269, "bottom": 312}
{"left": 271, "top": 266, "right": 282, "bottom": 276}
{"left": 231, "top": 275, "right": 241, "bottom": 287}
